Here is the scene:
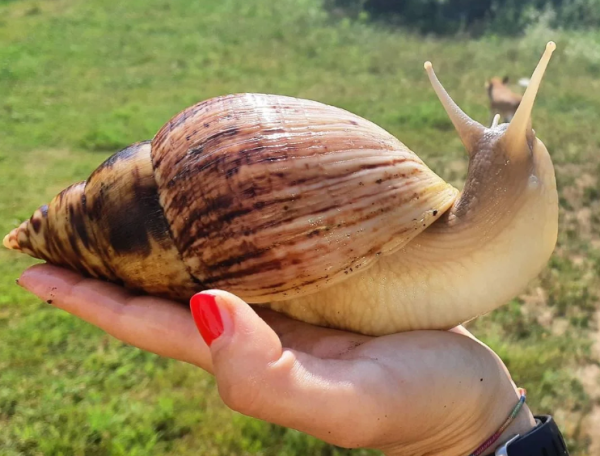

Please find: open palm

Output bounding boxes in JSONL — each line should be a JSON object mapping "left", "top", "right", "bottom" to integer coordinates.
{"left": 18, "top": 264, "right": 534, "bottom": 456}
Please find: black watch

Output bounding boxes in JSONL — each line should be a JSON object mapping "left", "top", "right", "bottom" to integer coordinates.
{"left": 494, "top": 415, "right": 568, "bottom": 455}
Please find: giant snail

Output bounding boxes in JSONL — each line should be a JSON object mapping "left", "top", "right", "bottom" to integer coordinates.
{"left": 4, "top": 43, "right": 558, "bottom": 336}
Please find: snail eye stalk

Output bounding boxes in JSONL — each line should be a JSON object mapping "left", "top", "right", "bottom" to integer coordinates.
{"left": 424, "top": 61, "right": 485, "bottom": 157}
{"left": 503, "top": 42, "right": 556, "bottom": 156}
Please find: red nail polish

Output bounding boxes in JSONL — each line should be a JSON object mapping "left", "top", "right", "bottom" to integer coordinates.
{"left": 190, "top": 293, "right": 224, "bottom": 346}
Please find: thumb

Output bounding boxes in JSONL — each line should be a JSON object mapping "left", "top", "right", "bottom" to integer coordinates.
{"left": 189, "top": 291, "right": 288, "bottom": 419}
{"left": 189, "top": 291, "right": 391, "bottom": 449}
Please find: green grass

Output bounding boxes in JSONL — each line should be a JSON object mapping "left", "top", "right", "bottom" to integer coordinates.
{"left": 1, "top": 0, "right": 599, "bottom": 454}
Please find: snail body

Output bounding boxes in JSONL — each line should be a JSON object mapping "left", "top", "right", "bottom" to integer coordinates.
{"left": 4, "top": 44, "right": 558, "bottom": 335}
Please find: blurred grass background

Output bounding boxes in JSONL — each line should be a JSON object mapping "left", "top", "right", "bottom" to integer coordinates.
{"left": 0, "top": 0, "right": 599, "bottom": 454}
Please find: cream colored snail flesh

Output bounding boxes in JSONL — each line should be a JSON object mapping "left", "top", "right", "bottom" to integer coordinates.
{"left": 4, "top": 43, "right": 558, "bottom": 336}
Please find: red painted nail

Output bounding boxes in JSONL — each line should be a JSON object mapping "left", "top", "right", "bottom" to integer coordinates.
{"left": 190, "top": 293, "right": 224, "bottom": 346}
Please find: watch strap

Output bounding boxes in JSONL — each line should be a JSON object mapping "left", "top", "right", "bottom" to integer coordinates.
{"left": 495, "top": 415, "right": 568, "bottom": 456}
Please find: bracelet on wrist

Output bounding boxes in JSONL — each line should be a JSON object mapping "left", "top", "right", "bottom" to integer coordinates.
{"left": 469, "top": 388, "right": 527, "bottom": 456}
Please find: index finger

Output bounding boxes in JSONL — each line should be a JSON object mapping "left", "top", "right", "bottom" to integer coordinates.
{"left": 18, "top": 264, "right": 213, "bottom": 371}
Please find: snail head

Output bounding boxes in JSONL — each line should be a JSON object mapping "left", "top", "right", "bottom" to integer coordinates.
{"left": 424, "top": 42, "right": 557, "bottom": 204}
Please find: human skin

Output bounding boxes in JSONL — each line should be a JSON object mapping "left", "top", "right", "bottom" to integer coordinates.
{"left": 18, "top": 264, "right": 535, "bottom": 455}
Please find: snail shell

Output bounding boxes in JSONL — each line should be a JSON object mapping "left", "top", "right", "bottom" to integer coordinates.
{"left": 5, "top": 94, "right": 456, "bottom": 302}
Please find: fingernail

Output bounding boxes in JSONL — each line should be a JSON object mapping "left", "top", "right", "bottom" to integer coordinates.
{"left": 190, "top": 293, "right": 224, "bottom": 346}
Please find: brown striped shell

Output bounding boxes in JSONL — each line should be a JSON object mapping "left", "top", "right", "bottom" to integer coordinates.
{"left": 4, "top": 93, "right": 458, "bottom": 303}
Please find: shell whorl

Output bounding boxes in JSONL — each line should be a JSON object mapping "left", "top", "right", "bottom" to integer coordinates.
{"left": 151, "top": 94, "right": 457, "bottom": 301}
{"left": 6, "top": 93, "right": 458, "bottom": 302}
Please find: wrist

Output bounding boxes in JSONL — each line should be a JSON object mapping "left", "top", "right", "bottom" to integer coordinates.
{"left": 380, "top": 338, "right": 535, "bottom": 456}
{"left": 382, "top": 404, "right": 536, "bottom": 456}
{"left": 481, "top": 404, "right": 536, "bottom": 456}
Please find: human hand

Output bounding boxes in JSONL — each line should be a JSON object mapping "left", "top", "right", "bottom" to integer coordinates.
{"left": 18, "top": 264, "right": 535, "bottom": 455}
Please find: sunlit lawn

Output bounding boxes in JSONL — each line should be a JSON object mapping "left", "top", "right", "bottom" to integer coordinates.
{"left": 1, "top": 0, "right": 599, "bottom": 454}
